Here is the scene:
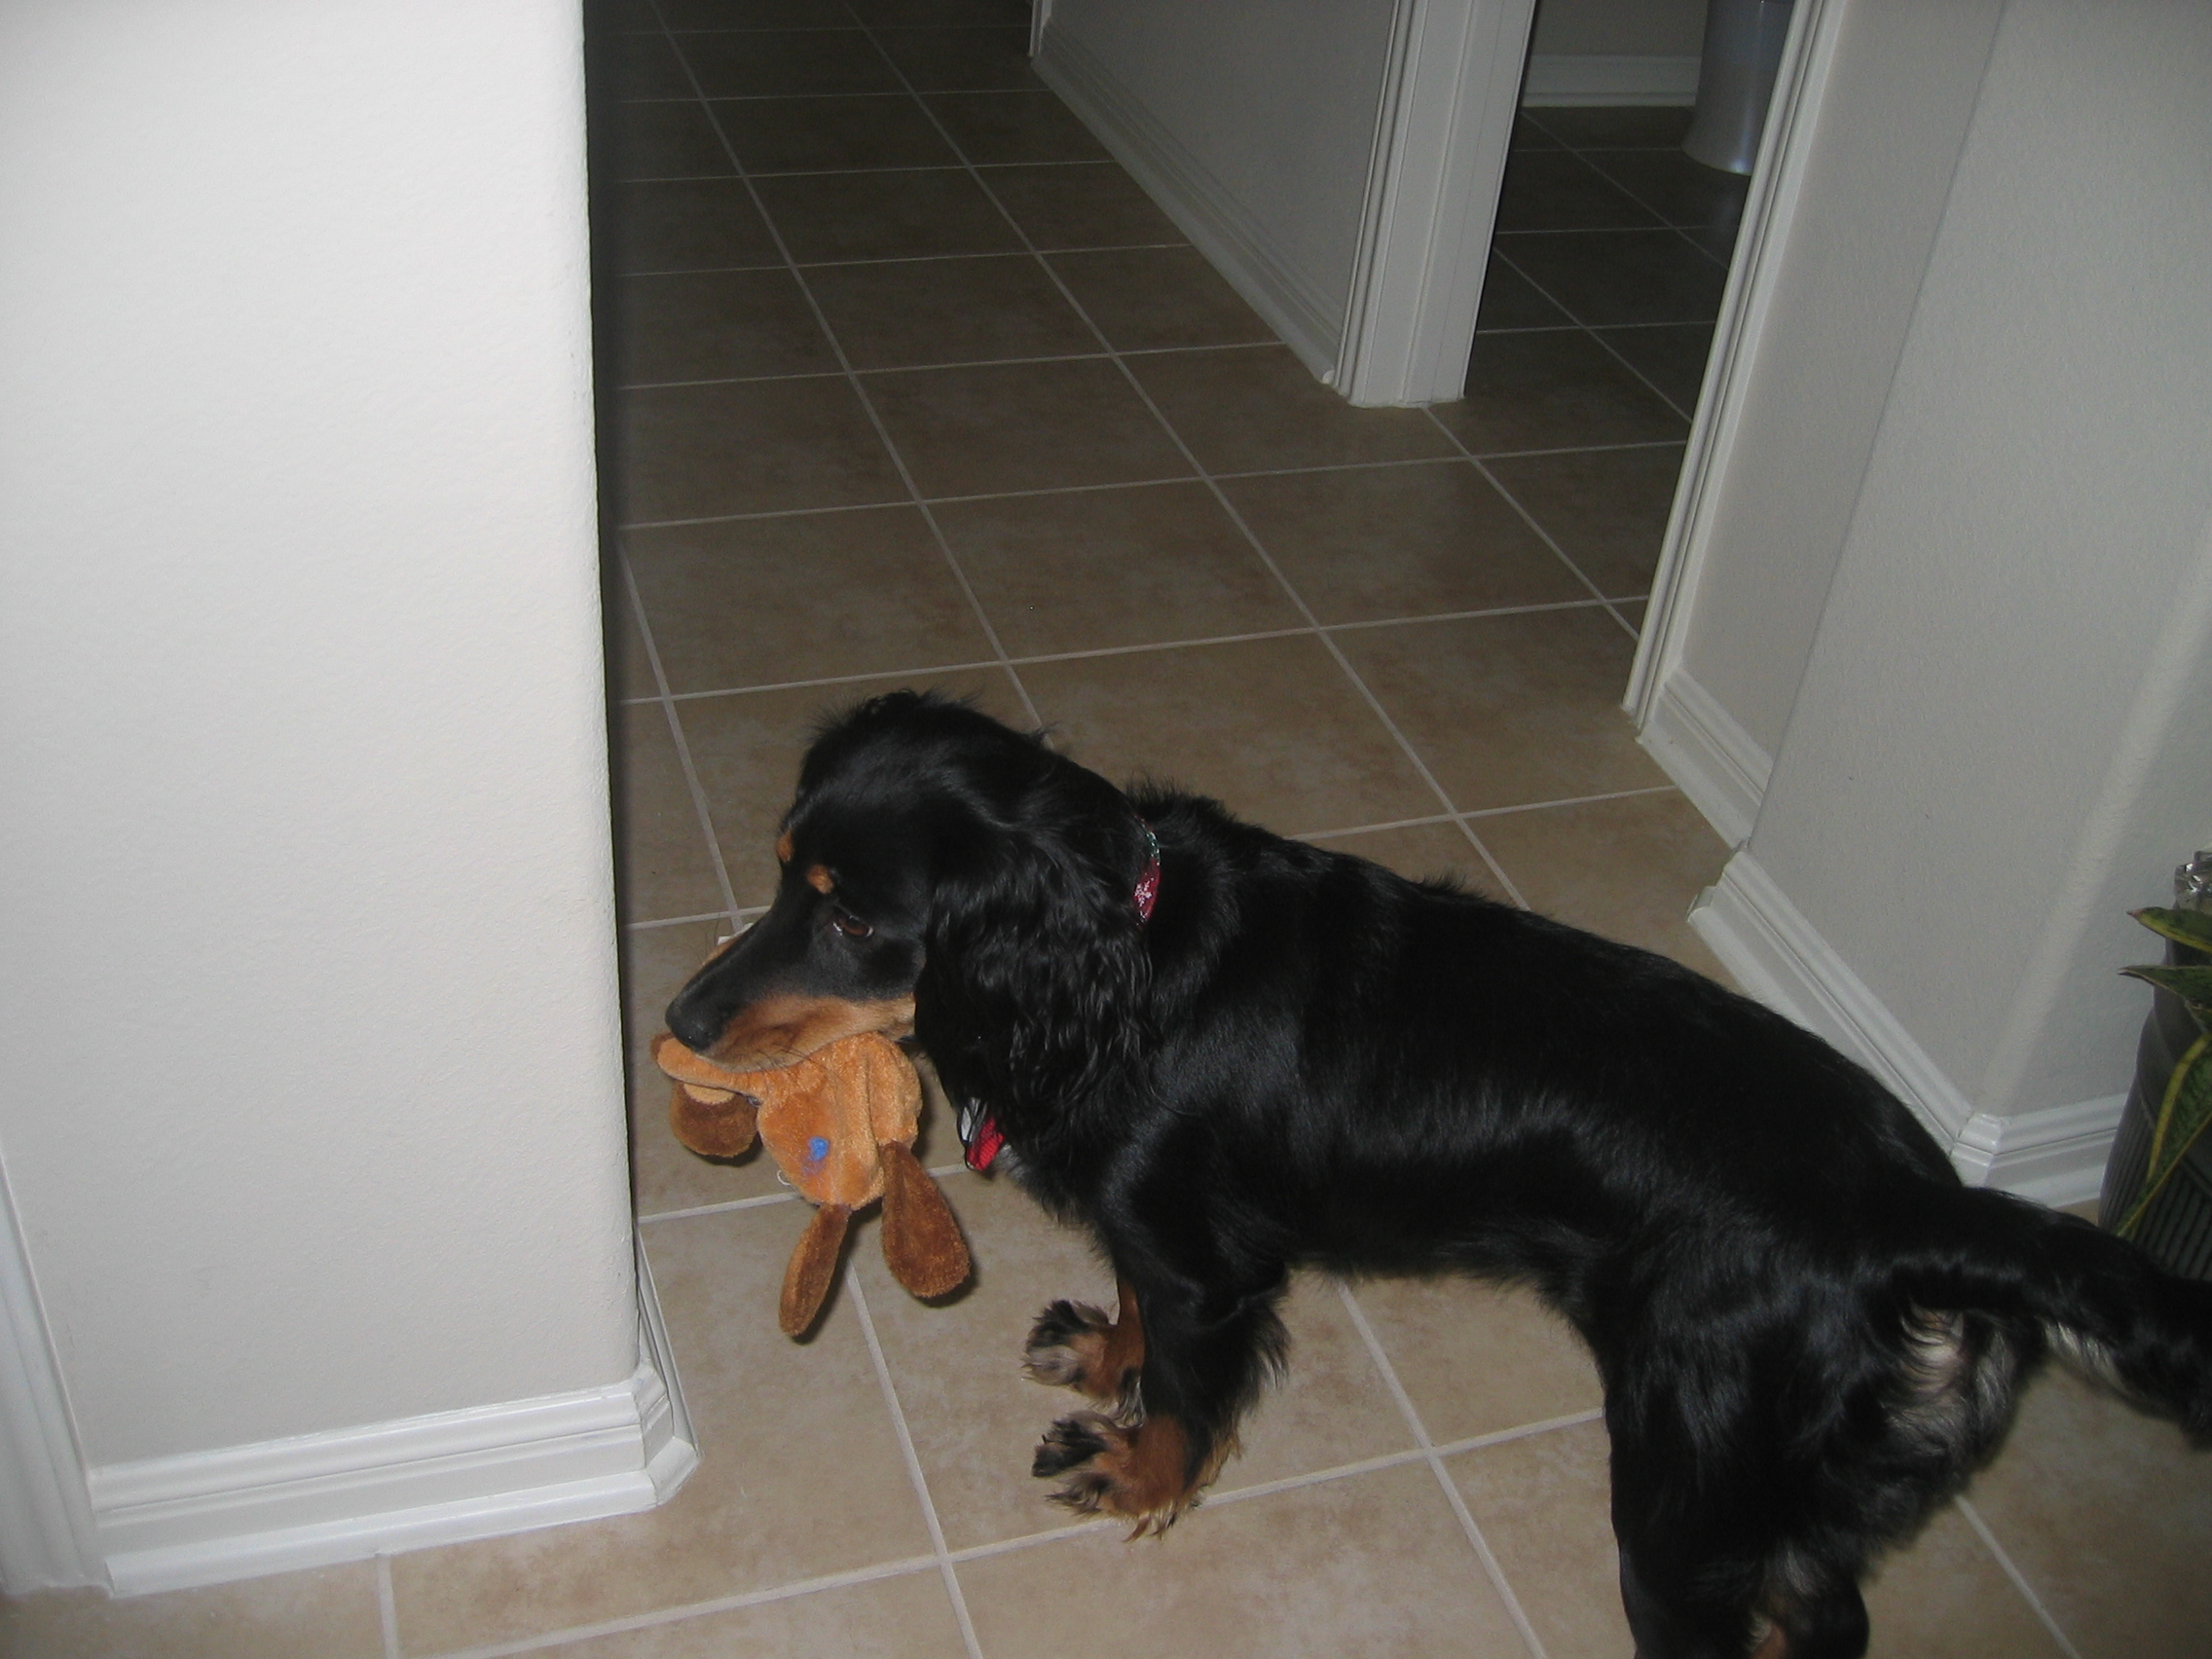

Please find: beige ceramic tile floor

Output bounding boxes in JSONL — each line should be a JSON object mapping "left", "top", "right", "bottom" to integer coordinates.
{"left": 9, "top": 4, "right": 2208, "bottom": 1655}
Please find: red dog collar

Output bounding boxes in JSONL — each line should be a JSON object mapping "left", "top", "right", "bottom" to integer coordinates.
{"left": 1135, "top": 818, "right": 1161, "bottom": 925}
{"left": 959, "top": 1100, "right": 1006, "bottom": 1171}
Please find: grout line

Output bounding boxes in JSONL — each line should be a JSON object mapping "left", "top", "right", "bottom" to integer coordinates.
{"left": 1487, "top": 241, "right": 1699, "bottom": 430}
{"left": 647, "top": 659, "right": 1007, "bottom": 704}
{"left": 635, "top": 1152, "right": 967, "bottom": 1231}
{"left": 929, "top": 1407, "right": 1607, "bottom": 1571}
{"left": 638, "top": 1189, "right": 800, "bottom": 1224}
{"left": 611, "top": 240, "right": 1189, "bottom": 280}
{"left": 658, "top": 10, "right": 1046, "bottom": 730}
{"left": 1335, "top": 1282, "right": 1555, "bottom": 1659}
{"left": 608, "top": 443, "right": 1684, "bottom": 535}
{"left": 616, "top": 551, "right": 745, "bottom": 920}
{"left": 1298, "top": 812, "right": 1458, "bottom": 841}
{"left": 619, "top": 498, "right": 913, "bottom": 532}
{"left": 1323, "top": 597, "right": 1638, "bottom": 635}
{"left": 944, "top": 1515, "right": 1121, "bottom": 1565}
{"left": 1417, "top": 396, "right": 1646, "bottom": 645}
{"left": 1453, "top": 824, "right": 1531, "bottom": 910}
{"left": 1564, "top": 151, "right": 1739, "bottom": 276}
{"left": 847, "top": 1269, "right": 988, "bottom": 1659}
{"left": 1956, "top": 1497, "right": 2085, "bottom": 1659}
{"left": 783, "top": 238, "right": 1191, "bottom": 267}
{"left": 612, "top": 335, "right": 1693, "bottom": 400}
{"left": 1288, "top": 783, "right": 1679, "bottom": 850}
{"left": 418, "top": 1552, "right": 947, "bottom": 1659}
{"left": 624, "top": 908, "right": 743, "bottom": 931}
{"left": 1457, "top": 783, "right": 1678, "bottom": 820}
{"left": 377, "top": 1554, "right": 401, "bottom": 1659}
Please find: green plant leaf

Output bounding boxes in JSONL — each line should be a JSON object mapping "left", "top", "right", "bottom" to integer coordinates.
{"left": 2118, "top": 1032, "right": 2212, "bottom": 1240}
{"left": 2120, "top": 964, "right": 2212, "bottom": 1017}
{"left": 2132, "top": 905, "right": 2212, "bottom": 953}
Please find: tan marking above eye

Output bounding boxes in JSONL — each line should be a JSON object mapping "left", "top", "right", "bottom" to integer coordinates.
{"left": 775, "top": 830, "right": 794, "bottom": 865}
{"left": 805, "top": 865, "right": 834, "bottom": 895}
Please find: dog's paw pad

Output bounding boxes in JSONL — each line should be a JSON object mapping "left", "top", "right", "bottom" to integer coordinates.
{"left": 1023, "top": 1300, "right": 1111, "bottom": 1388}
{"left": 1032, "top": 1411, "right": 1115, "bottom": 1479}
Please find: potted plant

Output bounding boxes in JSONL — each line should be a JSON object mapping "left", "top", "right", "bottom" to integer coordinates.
{"left": 2100, "top": 853, "right": 2212, "bottom": 1275}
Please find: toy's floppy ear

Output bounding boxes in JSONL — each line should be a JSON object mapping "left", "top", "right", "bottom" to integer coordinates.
{"left": 654, "top": 1031, "right": 762, "bottom": 1158}
{"left": 781, "top": 1204, "right": 850, "bottom": 1337}
{"left": 879, "top": 1141, "right": 969, "bottom": 1299}
{"left": 669, "top": 1083, "right": 758, "bottom": 1159}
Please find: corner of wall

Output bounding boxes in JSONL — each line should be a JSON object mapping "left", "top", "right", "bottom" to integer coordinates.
{"left": 1637, "top": 669, "right": 1770, "bottom": 849}
{"left": 0, "top": 1163, "right": 104, "bottom": 1596}
{"left": 1031, "top": 22, "right": 1343, "bottom": 381}
{"left": 89, "top": 1235, "right": 694, "bottom": 1599}
{"left": 1689, "top": 850, "right": 2116, "bottom": 1207}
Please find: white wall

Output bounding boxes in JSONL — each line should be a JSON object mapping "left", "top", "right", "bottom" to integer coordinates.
{"left": 0, "top": 0, "right": 635, "bottom": 1500}
{"left": 1674, "top": 0, "right": 2005, "bottom": 761}
{"left": 1530, "top": 0, "right": 1706, "bottom": 56}
{"left": 1037, "top": 0, "right": 1402, "bottom": 374}
{"left": 1522, "top": 0, "right": 1705, "bottom": 104}
{"left": 1670, "top": 0, "right": 2212, "bottom": 1197}
{"left": 1746, "top": 0, "right": 2212, "bottom": 1116}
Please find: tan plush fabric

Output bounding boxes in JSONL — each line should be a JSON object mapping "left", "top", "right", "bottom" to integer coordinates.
{"left": 653, "top": 1029, "right": 970, "bottom": 1335}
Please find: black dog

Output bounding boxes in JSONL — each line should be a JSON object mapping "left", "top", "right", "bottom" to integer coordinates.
{"left": 666, "top": 691, "right": 2212, "bottom": 1659}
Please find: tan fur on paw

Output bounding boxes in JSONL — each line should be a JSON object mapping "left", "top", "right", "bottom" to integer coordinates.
{"left": 1022, "top": 1280, "right": 1145, "bottom": 1409}
{"left": 1031, "top": 1412, "right": 1220, "bottom": 1537}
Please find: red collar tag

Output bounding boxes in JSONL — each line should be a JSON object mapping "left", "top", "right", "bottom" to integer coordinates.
{"left": 964, "top": 1113, "right": 1005, "bottom": 1172}
{"left": 1134, "top": 820, "right": 1161, "bottom": 924}
{"left": 958, "top": 1099, "right": 1006, "bottom": 1171}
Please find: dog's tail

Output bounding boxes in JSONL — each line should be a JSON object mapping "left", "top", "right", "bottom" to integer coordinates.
{"left": 1902, "top": 1186, "right": 2212, "bottom": 1438}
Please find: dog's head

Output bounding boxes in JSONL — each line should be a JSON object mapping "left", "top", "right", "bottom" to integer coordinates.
{"left": 665, "top": 693, "right": 1154, "bottom": 1117}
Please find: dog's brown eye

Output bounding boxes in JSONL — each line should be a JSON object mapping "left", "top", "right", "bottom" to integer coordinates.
{"left": 830, "top": 908, "right": 872, "bottom": 940}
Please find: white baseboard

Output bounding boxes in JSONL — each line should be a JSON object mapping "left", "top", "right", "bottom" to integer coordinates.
{"left": 1032, "top": 24, "right": 1342, "bottom": 383}
{"left": 1637, "top": 669, "right": 1769, "bottom": 849}
{"left": 1522, "top": 54, "right": 1702, "bottom": 108}
{"left": 93, "top": 1238, "right": 696, "bottom": 1597}
{"left": 1690, "top": 852, "right": 2116, "bottom": 1205}
{"left": 1950, "top": 1093, "right": 2125, "bottom": 1208}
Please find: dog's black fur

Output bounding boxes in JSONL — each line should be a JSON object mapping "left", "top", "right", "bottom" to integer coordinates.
{"left": 667, "top": 691, "right": 2212, "bottom": 1659}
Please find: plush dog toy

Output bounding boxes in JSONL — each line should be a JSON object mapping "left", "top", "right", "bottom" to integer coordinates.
{"left": 652, "top": 1028, "right": 971, "bottom": 1336}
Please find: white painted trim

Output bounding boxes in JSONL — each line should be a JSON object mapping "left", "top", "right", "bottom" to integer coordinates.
{"left": 1626, "top": 0, "right": 1843, "bottom": 761}
{"left": 0, "top": 1161, "right": 105, "bottom": 1594}
{"left": 1032, "top": 23, "right": 1344, "bottom": 383}
{"left": 1951, "top": 1095, "right": 2125, "bottom": 1209}
{"left": 1689, "top": 849, "right": 1974, "bottom": 1146}
{"left": 1636, "top": 667, "right": 1771, "bottom": 849}
{"left": 93, "top": 1237, "right": 696, "bottom": 1598}
{"left": 1690, "top": 852, "right": 2119, "bottom": 1203}
{"left": 1521, "top": 53, "right": 1702, "bottom": 107}
{"left": 1336, "top": 0, "right": 1539, "bottom": 407}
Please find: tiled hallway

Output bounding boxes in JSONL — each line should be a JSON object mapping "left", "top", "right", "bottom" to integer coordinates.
{"left": 7, "top": 3, "right": 2208, "bottom": 1656}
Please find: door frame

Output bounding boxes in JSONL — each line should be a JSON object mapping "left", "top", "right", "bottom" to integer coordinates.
{"left": 1622, "top": 0, "right": 1845, "bottom": 765}
{"left": 1335, "top": 0, "right": 1540, "bottom": 406}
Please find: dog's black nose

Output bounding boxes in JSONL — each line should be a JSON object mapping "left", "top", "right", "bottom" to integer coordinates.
{"left": 664, "top": 982, "right": 724, "bottom": 1052}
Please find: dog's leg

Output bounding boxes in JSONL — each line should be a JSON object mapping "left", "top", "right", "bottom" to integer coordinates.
{"left": 1024, "top": 1274, "right": 1144, "bottom": 1409}
{"left": 1617, "top": 1541, "right": 1762, "bottom": 1659}
{"left": 1032, "top": 1261, "right": 1285, "bottom": 1534}
{"left": 1764, "top": 1583, "right": 1868, "bottom": 1659}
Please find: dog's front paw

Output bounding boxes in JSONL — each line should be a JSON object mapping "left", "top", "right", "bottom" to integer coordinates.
{"left": 1032, "top": 1412, "right": 1205, "bottom": 1537}
{"left": 1024, "top": 1300, "right": 1113, "bottom": 1388}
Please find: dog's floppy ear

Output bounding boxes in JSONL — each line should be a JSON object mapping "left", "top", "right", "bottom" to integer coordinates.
{"left": 917, "top": 795, "right": 1151, "bottom": 1126}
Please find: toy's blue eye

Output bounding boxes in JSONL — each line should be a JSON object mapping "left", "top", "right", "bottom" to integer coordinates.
{"left": 806, "top": 1136, "right": 830, "bottom": 1163}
